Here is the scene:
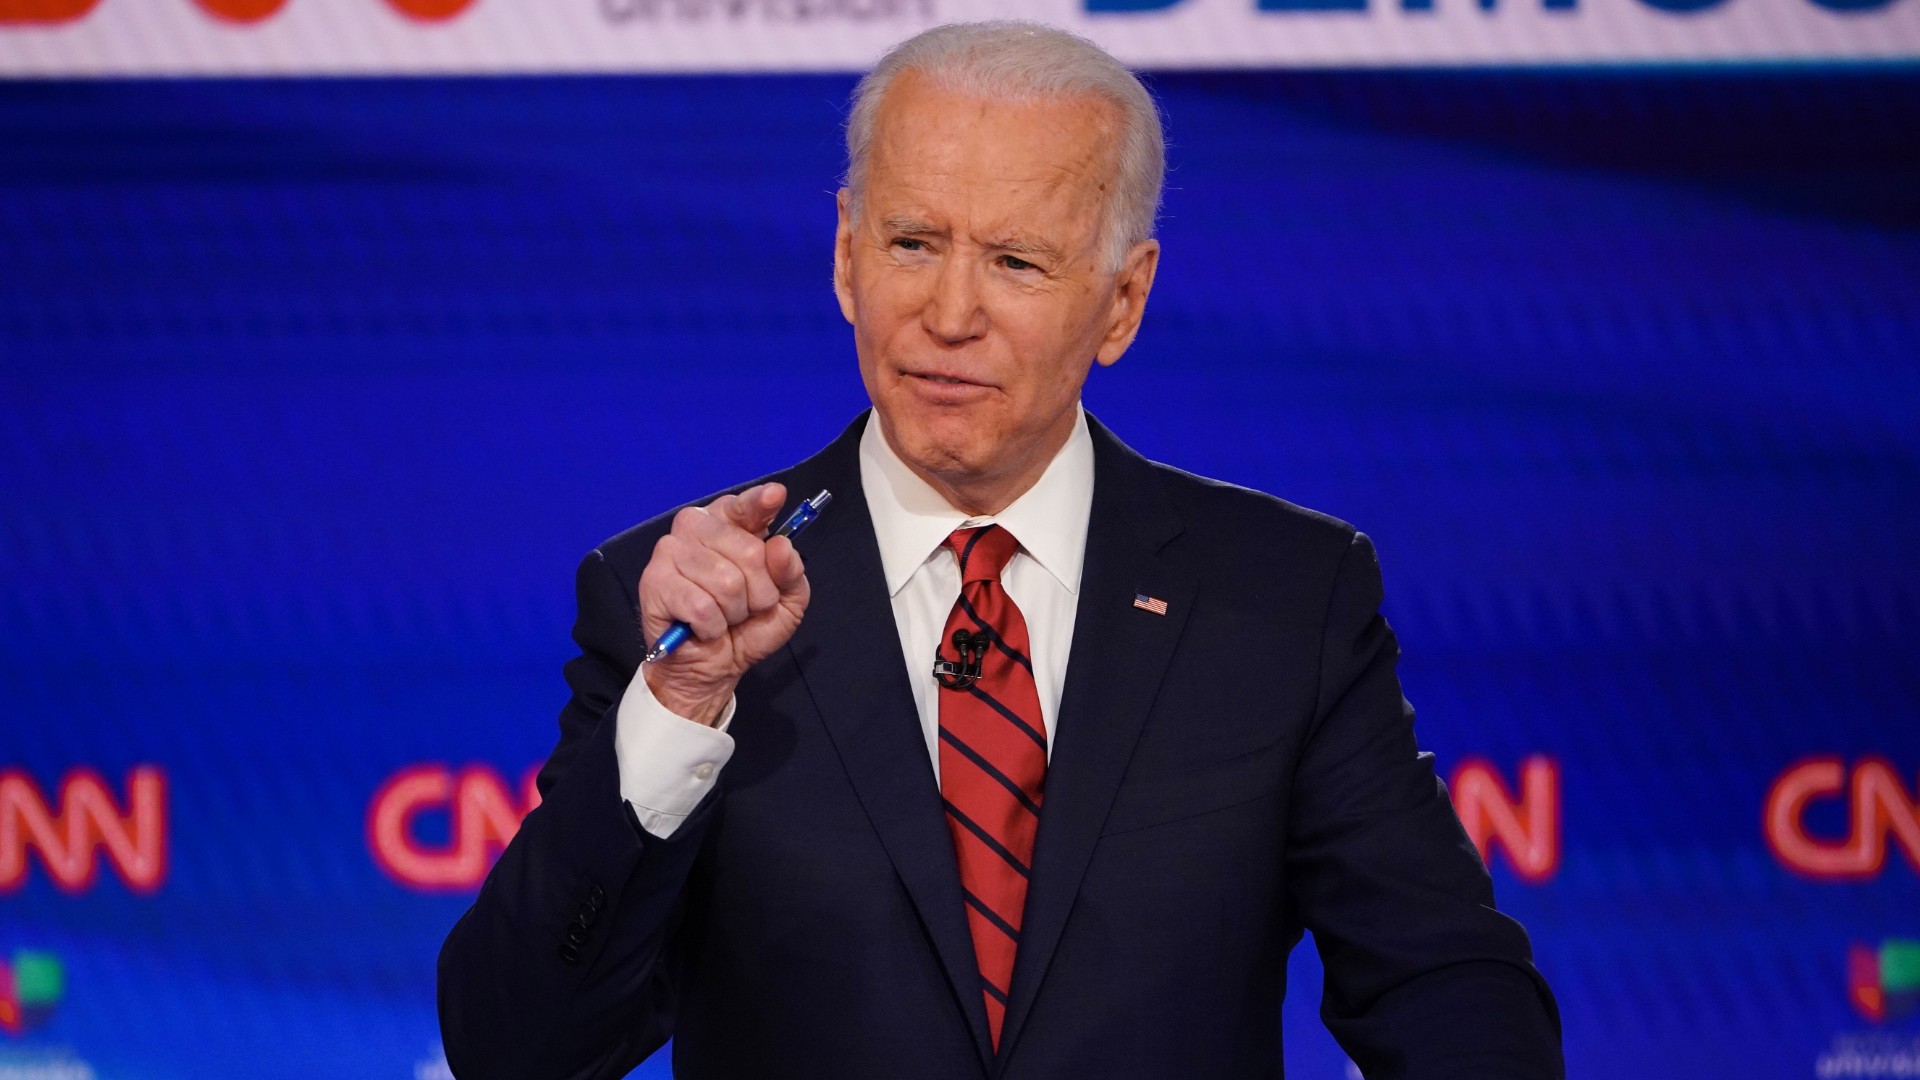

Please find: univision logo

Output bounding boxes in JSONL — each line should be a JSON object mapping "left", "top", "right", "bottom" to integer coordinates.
{"left": 1851, "top": 940, "right": 1920, "bottom": 1025}
{"left": 0, "top": 951, "right": 63, "bottom": 1036}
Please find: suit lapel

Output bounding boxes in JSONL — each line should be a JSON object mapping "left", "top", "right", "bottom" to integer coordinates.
{"left": 996, "top": 418, "right": 1194, "bottom": 1068}
{"left": 781, "top": 418, "right": 997, "bottom": 1070}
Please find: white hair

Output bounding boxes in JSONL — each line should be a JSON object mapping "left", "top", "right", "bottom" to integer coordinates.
{"left": 844, "top": 21, "right": 1166, "bottom": 271}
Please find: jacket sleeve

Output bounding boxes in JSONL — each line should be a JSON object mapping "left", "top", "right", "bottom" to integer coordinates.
{"left": 438, "top": 547, "right": 714, "bottom": 1080}
{"left": 1284, "top": 531, "right": 1565, "bottom": 1079}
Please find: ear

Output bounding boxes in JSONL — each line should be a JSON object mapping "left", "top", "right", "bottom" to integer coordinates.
{"left": 1093, "top": 239, "right": 1160, "bottom": 368}
{"left": 833, "top": 189, "right": 857, "bottom": 326}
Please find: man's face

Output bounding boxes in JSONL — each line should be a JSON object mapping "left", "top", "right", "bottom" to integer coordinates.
{"left": 834, "top": 72, "right": 1159, "bottom": 511}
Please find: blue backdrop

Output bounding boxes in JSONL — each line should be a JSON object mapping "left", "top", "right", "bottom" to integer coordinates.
{"left": 2, "top": 70, "right": 1918, "bottom": 1078}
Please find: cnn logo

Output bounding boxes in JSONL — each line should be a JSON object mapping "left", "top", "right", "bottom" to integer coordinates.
{"left": 1765, "top": 757, "right": 1920, "bottom": 880}
{"left": 0, "top": 767, "right": 167, "bottom": 894}
{"left": 368, "top": 763, "right": 540, "bottom": 891}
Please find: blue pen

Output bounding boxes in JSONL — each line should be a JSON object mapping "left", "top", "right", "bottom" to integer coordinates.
{"left": 642, "top": 488, "right": 833, "bottom": 664}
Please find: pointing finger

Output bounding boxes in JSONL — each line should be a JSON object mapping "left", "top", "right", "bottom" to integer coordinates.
{"left": 707, "top": 482, "right": 786, "bottom": 535}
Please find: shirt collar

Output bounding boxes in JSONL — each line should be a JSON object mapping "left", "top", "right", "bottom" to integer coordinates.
{"left": 858, "top": 407, "right": 1095, "bottom": 598}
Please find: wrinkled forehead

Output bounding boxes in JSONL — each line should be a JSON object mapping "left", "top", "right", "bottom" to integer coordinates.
{"left": 863, "top": 76, "right": 1123, "bottom": 238}
{"left": 871, "top": 73, "right": 1122, "bottom": 165}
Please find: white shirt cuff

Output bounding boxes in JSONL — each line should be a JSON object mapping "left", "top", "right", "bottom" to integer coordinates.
{"left": 613, "top": 669, "right": 736, "bottom": 839}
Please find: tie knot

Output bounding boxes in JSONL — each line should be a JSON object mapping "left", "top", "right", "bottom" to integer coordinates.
{"left": 945, "top": 525, "right": 1019, "bottom": 585}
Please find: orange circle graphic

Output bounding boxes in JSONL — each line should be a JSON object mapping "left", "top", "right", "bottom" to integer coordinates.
{"left": 384, "top": 0, "right": 478, "bottom": 20}
{"left": 191, "top": 0, "right": 289, "bottom": 22}
{"left": 0, "top": 0, "right": 103, "bottom": 23}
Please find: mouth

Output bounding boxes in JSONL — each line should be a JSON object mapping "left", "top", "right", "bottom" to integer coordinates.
{"left": 903, "top": 369, "right": 993, "bottom": 390}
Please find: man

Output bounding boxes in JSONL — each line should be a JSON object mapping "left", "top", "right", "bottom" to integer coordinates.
{"left": 438, "top": 21, "right": 1563, "bottom": 1080}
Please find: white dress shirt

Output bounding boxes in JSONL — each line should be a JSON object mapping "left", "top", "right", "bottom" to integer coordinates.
{"left": 613, "top": 408, "right": 1095, "bottom": 838}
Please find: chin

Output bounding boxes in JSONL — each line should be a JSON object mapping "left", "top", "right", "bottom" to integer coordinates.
{"left": 885, "top": 402, "right": 988, "bottom": 457}
{"left": 898, "top": 431, "right": 989, "bottom": 480}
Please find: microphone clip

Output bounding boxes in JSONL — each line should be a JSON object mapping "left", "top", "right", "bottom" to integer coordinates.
{"left": 932, "top": 628, "right": 990, "bottom": 691}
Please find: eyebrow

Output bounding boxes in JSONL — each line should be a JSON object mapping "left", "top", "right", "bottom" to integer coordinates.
{"left": 990, "top": 235, "right": 1066, "bottom": 263}
{"left": 881, "top": 215, "right": 940, "bottom": 235}
{"left": 879, "top": 216, "right": 1066, "bottom": 264}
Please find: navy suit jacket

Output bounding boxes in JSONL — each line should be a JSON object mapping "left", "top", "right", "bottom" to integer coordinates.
{"left": 438, "top": 413, "right": 1563, "bottom": 1079}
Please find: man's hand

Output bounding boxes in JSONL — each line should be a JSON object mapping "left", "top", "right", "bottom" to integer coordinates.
{"left": 638, "top": 482, "right": 810, "bottom": 727}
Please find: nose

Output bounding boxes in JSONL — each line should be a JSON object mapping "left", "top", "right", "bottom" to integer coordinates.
{"left": 921, "top": 256, "right": 988, "bottom": 345}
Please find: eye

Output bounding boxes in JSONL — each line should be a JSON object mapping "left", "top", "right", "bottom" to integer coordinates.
{"left": 892, "top": 237, "right": 927, "bottom": 252}
{"left": 1001, "top": 255, "right": 1039, "bottom": 272}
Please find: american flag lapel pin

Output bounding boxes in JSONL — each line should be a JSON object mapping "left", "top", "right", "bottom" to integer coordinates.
{"left": 1132, "top": 593, "right": 1169, "bottom": 616}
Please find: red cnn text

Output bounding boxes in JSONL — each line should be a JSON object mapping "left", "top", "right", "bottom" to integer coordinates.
{"left": 368, "top": 764, "right": 540, "bottom": 891}
{"left": 1766, "top": 757, "right": 1920, "bottom": 880}
{"left": 1450, "top": 755, "right": 1560, "bottom": 883}
{"left": 0, "top": 766, "right": 168, "bottom": 894}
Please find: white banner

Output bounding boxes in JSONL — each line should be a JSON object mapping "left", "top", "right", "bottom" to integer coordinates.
{"left": 0, "top": 0, "right": 1915, "bottom": 76}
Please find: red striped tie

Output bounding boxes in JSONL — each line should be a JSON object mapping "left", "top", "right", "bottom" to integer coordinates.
{"left": 936, "top": 525, "right": 1046, "bottom": 1050}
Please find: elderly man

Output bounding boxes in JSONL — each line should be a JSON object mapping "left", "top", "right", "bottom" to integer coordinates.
{"left": 438, "top": 21, "right": 1563, "bottom": 1080}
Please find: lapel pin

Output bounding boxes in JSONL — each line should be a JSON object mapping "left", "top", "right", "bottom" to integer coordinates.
{"left": 1132, "top": 593, "right": 1169, "bottom": 616}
